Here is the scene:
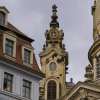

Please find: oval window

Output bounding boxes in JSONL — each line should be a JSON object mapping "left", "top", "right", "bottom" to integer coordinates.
{"left": 49, "top": 62, "right": 57, "bottom": 71}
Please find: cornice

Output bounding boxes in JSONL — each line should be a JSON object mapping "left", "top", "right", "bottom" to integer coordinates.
{"left": 0, "top": 56, "right": 45, "bottom": 79}
{"left": 0, "top": 24, "right": 34, "bottom": 42}
{"left": 39, "top": 47, "right": 67, "bottom": 57}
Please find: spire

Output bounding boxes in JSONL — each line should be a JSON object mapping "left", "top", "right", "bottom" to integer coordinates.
{"left": 50, "top": 4, "right": 59, "bottom": 28}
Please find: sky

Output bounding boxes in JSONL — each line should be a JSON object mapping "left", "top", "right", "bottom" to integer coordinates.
{"left": 0, "top": 0, "right": 94, "bottom": 83}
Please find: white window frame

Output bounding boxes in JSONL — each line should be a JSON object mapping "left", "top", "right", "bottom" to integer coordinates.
{"left": 3, "top": 72, "right": 13, "bottom": 92}
{"left": 0, "top": 12, "right": 5, "bottom": 25}
{"left": 0, "top": 8, "right": 8, "bottom": 25}
{"left": 22, "top": 46, "right": 33, "bottom": 66}
{"left": 22, "top": 79, "right": 32, "bottom": 99}
{"left": 3, "top": 33, "right": 16, "bottom": 58}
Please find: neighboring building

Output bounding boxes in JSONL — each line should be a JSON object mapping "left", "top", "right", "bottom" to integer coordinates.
{"left": 39, "top": 1, "right": 100, "bottom": 100}
{"left": 62, "top": 0, "right": 100, "bottom": 99}
{"left": 0, "top": 6, "right": 44, "bottom": 100}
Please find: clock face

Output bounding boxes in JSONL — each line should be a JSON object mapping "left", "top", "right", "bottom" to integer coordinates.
{"left": 49, "top": 62, "right": 57, "bottom": 71}
{"left": 51, "top": 32, "right": 56, "bottom": 38}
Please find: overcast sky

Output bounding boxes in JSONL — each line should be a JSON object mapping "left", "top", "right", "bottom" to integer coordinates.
{"left": 0, "top": 0, "right": 94, "bottom": 83}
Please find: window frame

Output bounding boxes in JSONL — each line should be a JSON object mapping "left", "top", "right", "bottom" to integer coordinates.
{"left": 22, "top": 79, "right": 31, "bottom": 99}
{"left": 5, "top": 38, "right": 14, "bottom": 56}
{"left": 3, "top": 33, "right": 16, "bottom": 58}
{"left": 0, "top": 11, "right": 5, "bottom": 25}
{"left": 3, "top": 72, "right": 13, "bottom": 92}
{"left": 24, "top": 48, "right": 31, "bottom": 64}
{"left": 96, "top": 55, "right": 100, "bottom": 79}
{"left": 22, "top": 46, "right": 33, "bottom": 66}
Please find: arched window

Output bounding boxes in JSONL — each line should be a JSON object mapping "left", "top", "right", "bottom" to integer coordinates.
{"left": 80, "top": 98, "right": 88, "bottom": 100}
{"left": 0, "top": 12, "right": 5, "bottom": 25}
{"left": 47, "top": 80, "right": 56, "bottom": 100}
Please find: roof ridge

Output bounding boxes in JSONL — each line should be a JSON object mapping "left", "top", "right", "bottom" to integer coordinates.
{"left": 7, "top": 22, "right": 34, "bottom": 42}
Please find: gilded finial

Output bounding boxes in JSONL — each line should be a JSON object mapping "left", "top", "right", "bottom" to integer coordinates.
{"left": 50, "top": 4, "right": 59, "bottom": 28}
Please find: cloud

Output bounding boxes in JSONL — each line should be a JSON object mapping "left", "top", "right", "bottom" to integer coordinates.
{"left": 0, "top": 0, "right": 93, "bottom": 82}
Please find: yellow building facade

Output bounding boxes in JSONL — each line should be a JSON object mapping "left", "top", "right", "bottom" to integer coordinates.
{"left": 39, "top": 5, "right": 69, "bottom": 100}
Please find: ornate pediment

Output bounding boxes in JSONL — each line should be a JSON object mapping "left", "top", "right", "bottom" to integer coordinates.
{"left": 63, "top": 81, "right": 100, "bottom": 100}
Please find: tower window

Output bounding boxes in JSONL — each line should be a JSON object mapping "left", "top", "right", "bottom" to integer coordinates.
{"left": 96, "top": 55, "right": 100, "bottom": 79}
{"left": 3, "top": 72, "right": 13, "bottom": 92}
{"left": 22, "top": 79, "right": 31, "bottom": 99}
{"left": 5, "top": 38, "right": 14, "bottom": 56}
{"left": 0, "top": 12, "right": 5, "bottom": 25}
{"left": 47, "top": 80, "right": 56, "bottom": 100}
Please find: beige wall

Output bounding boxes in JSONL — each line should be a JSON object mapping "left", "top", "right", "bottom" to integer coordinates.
{"left": 40, "top": 50, "right": 67, "bottom": 100}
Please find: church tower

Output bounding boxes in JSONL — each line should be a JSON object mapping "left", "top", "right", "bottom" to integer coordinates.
{"left": 39, "top": 5, "right": 68, "bottom": 100}
{"left": 92, "top": 0, "right": 100, "bottom": 41}
{"left": 85, "top": 0, "right": 100, "bottom": 83}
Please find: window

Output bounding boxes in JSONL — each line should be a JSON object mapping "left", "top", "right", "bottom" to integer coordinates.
{"left": 80, "top": 98, "right": 88, "bottom": 100}
{"left": 23, "top": 80, "right": 31, "bottom": 99}
{"left": 47, "top": 80, "right": 56, "bottom": 100}
{"left": 96, "top": 55, "right": 100, "bottom": 79}
{"left": 3, "top": 72, "right": 13, "bottom": 92}
{"left": 24, "top": 48, "right": 31, "bottom": 64}
{"left": 0, "top": 12, "right": 5, "bottom": 25}
{"left": 49, "top": 62, "right": 57, "bottom": 71}
{"left": 3, "top": 34, "right": 16, "bottom": 58}
{"left": 5, "top": 38, "right": 14, "bottom": 56}
{"left": 22, "top": 46, "right": 33, "bottom": 66}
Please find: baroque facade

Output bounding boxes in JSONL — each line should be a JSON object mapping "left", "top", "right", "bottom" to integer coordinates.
{"left": 0, "top": 0, "right": 100, "bottom": 99}
{"left": 39, "top": 5, "right": 74, "bottom": 100}
{"left": 40, "top": 0, "right": 100, "bottom": 100}
{"left": 0, "top": 6, "right": 44, "bottom": 100}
